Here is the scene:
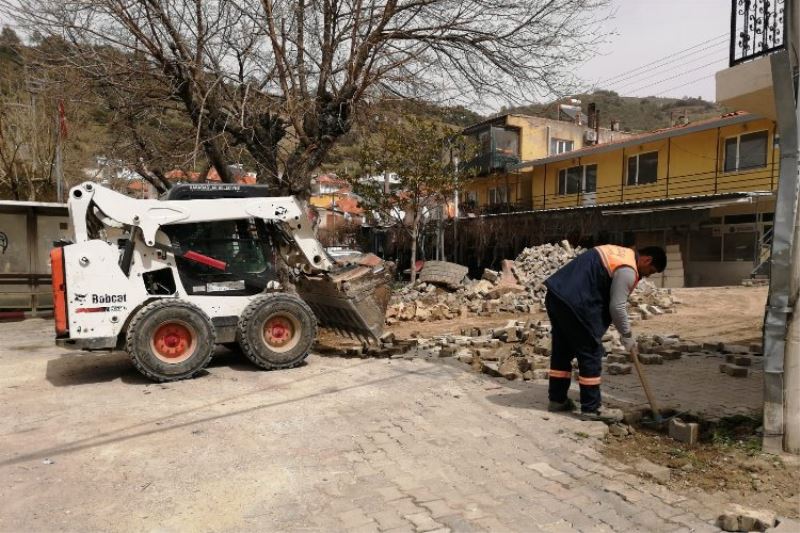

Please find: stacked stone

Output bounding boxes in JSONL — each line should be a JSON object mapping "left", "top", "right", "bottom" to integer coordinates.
{"left": 386, "top": 241, "right": 679, "bottom": 324}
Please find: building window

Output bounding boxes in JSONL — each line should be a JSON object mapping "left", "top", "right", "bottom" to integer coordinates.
{"left": 627, "top": 151, "right": 658, "bottom": 186}
{"left": 723, "top": 231, "right": 757, "bottom": 262}
{"left": 488, "top": 186, "right": 507, "bottom": 205}
{"left": 724, "top": 131, "right": 768, "bottom": 172}
{"left": 558, "top": 164, "right": 597, "bottom": 195}
{"left": 550, "top": 138, "right": 574, "bottom": 155}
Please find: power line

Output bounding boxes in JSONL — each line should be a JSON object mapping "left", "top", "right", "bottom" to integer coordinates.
{"left": 624, "top": 57, "right": 727, "bottom": 95}
{"left": 603, "top": 43, "right": 728, "bottom": 90}
{"left": 653, "top": 73, "right": 716, "bottom": 98}
{"left": 597, "top": 32, "right": 728, "bottom": 85}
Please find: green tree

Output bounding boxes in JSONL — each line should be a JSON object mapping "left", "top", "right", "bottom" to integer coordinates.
{"left": 347, "top": 117, "right": 473, "bottom": 284}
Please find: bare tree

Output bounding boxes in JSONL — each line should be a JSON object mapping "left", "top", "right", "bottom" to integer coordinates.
{"left": 5, "top": 0, "right": 609, "bottom": 198}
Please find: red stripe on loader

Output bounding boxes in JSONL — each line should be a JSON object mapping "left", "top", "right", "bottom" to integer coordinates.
{"left": 183, "top": 251, "right": 227, "bottom": 271}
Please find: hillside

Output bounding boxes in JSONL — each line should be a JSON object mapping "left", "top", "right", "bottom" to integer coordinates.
{"left": 504, "top": 90, "right": 724, "bottom": 132}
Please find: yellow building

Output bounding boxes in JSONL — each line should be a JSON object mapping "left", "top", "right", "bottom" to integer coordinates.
{"left": 515, "top": 112, "right": 777, "bottom": 211}
{"left": 461, "top": 113, "right": 631, "bottom": 211}
{"left": 457, "top": 111, "right": 779, "bottom": 287}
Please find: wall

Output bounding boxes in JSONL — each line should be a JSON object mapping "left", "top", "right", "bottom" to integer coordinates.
{"left": 0, "top": 205, "right": 71, "bottom": 311}
{"left": 529, "top": 117, "right": 777, "bottom": 211}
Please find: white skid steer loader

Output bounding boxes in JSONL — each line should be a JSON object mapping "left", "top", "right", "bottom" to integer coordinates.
{"left": 51, "top": 182, "right": 393, "bottom": 382}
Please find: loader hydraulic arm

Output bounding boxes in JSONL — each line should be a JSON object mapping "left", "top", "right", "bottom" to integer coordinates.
{"left": 67, "top": 182, "right": 334, "bottom": 273}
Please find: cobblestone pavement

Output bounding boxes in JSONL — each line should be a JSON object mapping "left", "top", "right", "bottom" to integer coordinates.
{"left": 2, "top": 320, "right": 727, "bottom": 532}
{"left": 602, "top": 353, "right": 762, "bottom": 419}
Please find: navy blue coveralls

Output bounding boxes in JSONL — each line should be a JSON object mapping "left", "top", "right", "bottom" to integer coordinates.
{"left": 543, "top": 246, "right": 639, "bottom": 412}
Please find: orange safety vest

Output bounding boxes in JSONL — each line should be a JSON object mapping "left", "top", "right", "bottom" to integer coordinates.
{"left": 595, "top": 244, "right": 640, "bottom": 290}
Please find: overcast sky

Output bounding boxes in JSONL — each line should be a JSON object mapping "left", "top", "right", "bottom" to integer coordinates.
{"left": 0, "top": 0, "right": 731, "bottom": 105}
{"left": 577, "top": 0, "right": 730, "bottom": 102}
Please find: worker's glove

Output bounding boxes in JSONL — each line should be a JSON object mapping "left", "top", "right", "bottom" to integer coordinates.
{"left": 621, "top": 334, "right": 637, "bottom": 353}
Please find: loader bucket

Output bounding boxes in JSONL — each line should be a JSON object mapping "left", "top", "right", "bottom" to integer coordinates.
{"left": 295, "top": 254, "right": 394, "bottom": 341}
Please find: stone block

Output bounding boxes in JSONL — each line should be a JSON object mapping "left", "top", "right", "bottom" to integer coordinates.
{"left": 659, "top": 349, "right": 682, "bottom": 361}
{"left": 703, "top": 341, "right": 723, "bottom": 352}
{"left": 633, "top": 458, "right": 670, "bottom": 483}
{"left": 725, "top": 354, "right": 752, "bottom": 366}
{"left": 607, "top": 363, "right": 632, "bottom": 375}
{"left": 481, "top": 268, "right": 500, "bottom": 283}
{"left": 668, "top": 418, "right": 699, "bottom": 446}
{"left": 637, "top": 353, "right": 663, "bottom": 365}
{"left": 721, "top": 343, "right": 749, "bottom": 354}
{"left": 719, "top": 363, "right": 750, "bottom": 377}
{"left": 606, "top": 354, "right": 628, "bottom": 364}
{"left": 717, "top": 504, "right": 777, "bottom": 532}
{"left": 749, "top": 342, "right": 763, "bottom": 355}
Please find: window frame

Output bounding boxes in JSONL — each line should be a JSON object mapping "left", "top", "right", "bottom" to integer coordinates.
{"left": 626, "top": 151, "right": 659, "bottom": 186}
{"left": 723, "top": 130, "right": 769, "bottom": 173}
{"left": 550, "top": 138, "right": 574, "bottom": 155}
{"left": 557, "top": 164, "right": 598, "bottom": 196}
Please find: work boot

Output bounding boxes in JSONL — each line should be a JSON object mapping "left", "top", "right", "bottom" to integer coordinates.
{"left": 578, "top": 406, "right": 624, "bottom": 423}
{"left": 547, "top": 398, "right": 577, "bottom": 413}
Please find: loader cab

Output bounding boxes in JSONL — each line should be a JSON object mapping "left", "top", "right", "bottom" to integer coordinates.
{"left": 162, "top": 219, "right": 279, "bottom": 297}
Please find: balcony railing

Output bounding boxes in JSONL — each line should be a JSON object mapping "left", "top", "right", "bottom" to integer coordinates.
{"left": 462, "top": 163, "right": 779, "bottom": 216}
{"left": 730, "top": 0, "right": 786, "bottom": 66}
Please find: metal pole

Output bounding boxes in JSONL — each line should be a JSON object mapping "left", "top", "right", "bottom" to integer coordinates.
{"left": 55, "top": 121, "right": 63, "bottom": 203}
{"left": 454, "top": 157, "right": 459, "bottom": 263}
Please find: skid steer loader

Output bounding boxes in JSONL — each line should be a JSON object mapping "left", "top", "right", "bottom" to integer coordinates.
{"left": 50, "top": 181, "right": 393, "bottom": 382}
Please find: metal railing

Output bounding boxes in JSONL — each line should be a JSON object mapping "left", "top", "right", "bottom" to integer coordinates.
{"left": 730, "top": 0, "right": 786, "bottom": 66}
{"left": 461, "top": 163, "right": 779, "bottom": 217}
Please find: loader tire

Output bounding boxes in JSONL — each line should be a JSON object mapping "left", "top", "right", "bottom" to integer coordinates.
{"left": 237, "top": 293, "right": 316, "bottom": 370}
{"left": 125, "top": 299, "right": 215, "bottom": 382}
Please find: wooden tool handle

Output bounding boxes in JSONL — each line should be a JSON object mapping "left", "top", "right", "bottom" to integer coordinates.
{"left": 630, "top": 346, "right": 662, "bottom": 421}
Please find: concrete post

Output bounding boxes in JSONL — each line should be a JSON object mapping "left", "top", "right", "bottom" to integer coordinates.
{"left": 782, "top": 0, "right": 800, "bottom": 454}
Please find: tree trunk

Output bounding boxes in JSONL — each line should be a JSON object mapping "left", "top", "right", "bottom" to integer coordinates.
{"left": 409, "top": 225, "right": 419, "bottom": 286}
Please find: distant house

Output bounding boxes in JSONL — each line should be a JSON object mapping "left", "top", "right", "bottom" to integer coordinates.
{"left": 461, "top": 112, "right": 632, "bottom": 212}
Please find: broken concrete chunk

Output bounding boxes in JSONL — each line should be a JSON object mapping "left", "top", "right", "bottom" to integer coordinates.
{"left": 481, "top": 268, "right": 500, "bottom": 283}
{"left": 716, "top": 504, "right": 777, "bottom": 532}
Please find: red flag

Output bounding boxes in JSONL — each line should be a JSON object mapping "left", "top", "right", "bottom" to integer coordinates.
{"left": 58, "top": 100, "right": 68, "bottom": 139}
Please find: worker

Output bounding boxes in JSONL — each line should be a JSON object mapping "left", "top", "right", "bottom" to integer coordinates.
{"left": 544, "top": 244, "right": 667, "bottom": 422}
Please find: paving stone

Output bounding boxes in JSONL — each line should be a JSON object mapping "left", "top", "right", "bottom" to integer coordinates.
{"left": 659, "top": 349, "right": 683, "bottom": 361}
{"left": 719, "top": 363, "right": 750, "bottom": 377}
{"left": 403, "top": 512, "right": 443, "bottom": 531}
{"left": 668, "top": 418, "right": 699, "bottom": 446}
{"left": 725, "top": 354, "right": 752, "bottom": 366}
{"left": 605, "top": 354, "right": 628, "bottom": 364}
{"left": 607, "top": 362, "right": 632, "bottom": 375}
{"left": 633, "top": 458, "right": 671, "bottom": 483}
{"left": 637, "top": 353, "right": 663, "bottom": 365}
{"left": 720, "top": 344, "right": 750, "bottom": 354}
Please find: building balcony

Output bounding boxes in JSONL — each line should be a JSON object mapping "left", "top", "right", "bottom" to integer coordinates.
{"left": 716, "top": 0, "right": 786, "bottom": 119}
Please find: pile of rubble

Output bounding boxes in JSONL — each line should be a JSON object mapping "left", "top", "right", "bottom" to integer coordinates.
{"left": 387, "top": 241, "right": 679, "bottom": 323}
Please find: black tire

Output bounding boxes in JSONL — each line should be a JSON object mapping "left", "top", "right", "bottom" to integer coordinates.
{"left": 125, "top": 299, "right": 215, "bottom": 382}
{"left": 237, "top": 293, "right": 316, "bottom": 370}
